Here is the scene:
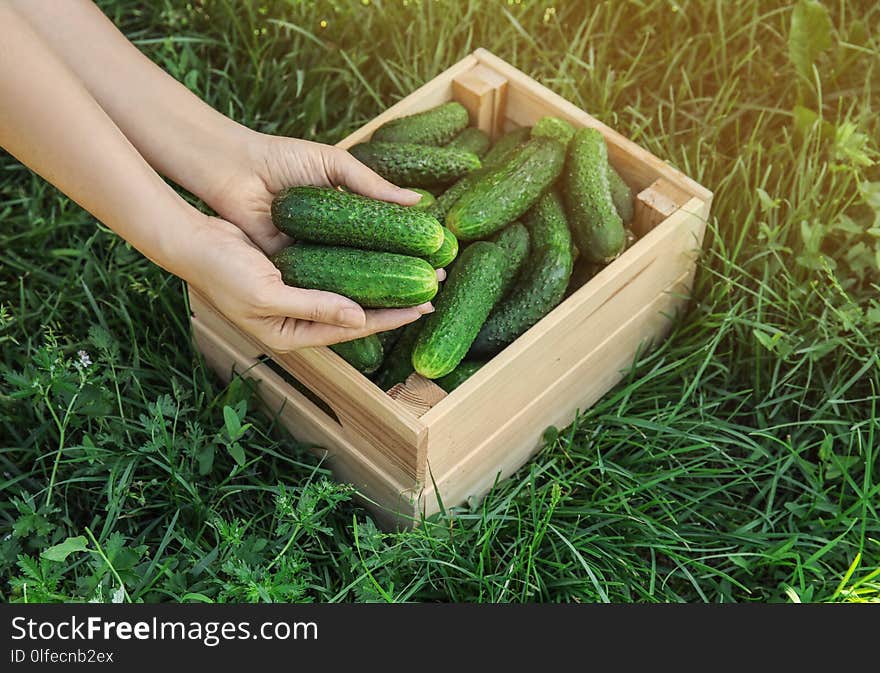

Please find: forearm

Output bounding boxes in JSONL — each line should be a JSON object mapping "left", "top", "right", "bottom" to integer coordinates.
{"left": 9, "top": 0, "right": 255, "bottom": 211}
{"left": 0, "top": 5, "right": 204, "bottom": 281}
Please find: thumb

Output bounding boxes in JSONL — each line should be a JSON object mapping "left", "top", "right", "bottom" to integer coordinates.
{"left": 335, "top": 149, "right": 422, "bottom": 206}
{"left": 266, "top": 285, "right": 366, "bottom": 328}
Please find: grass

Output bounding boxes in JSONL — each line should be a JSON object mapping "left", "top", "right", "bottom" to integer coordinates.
{"left": 1, "top": 0, "right": 879, "bottom": 603}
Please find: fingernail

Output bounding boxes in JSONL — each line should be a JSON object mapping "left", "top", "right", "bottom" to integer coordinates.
{"left": 419, "top": 303, "right": 435, "bottom": 314}
{"left": 341, "top": 307, "right": 366, "bottom": 327}
{"left": 436, "top": 268, "right": 447, "bottom": 281}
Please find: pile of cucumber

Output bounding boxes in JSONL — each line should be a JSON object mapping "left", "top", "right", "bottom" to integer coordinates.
{"left": 269, "top": 101, "right": 635, "bottom": 390}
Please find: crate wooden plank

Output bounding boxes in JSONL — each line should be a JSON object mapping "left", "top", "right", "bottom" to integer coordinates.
{"left": 188, "top": 289, "right": 427, "bottom": 481}
{"left": 452, "top": 70, "right": 495, "bottom": 134}
{"left": 469, "top": 64, "right": 509, "bottom": 140}
{"left": 387, "top": 373, "right": 448, "bottom": 417}
{"left": 336, "top": 54, "right": 479, "bottom": 150}
{"left": 633, "top": 178, "right": 693, "bottom": 237}
{"left": 421, "top": 269, "right": 694, "bottom": 516}
{"left": 473, "top": 48, "right": 713, "bottom": 205}
{"left": 421, "top": 197, "right": 709, "bottom": 476}
{"left": 192, "top": 318, "right": 419, "bottom": 528}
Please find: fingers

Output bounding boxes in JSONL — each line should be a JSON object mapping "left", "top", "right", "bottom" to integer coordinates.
{"left": 333, "top": 149, "right": 422, "bottom": 206}
{"left": 279, "top": 304, "right": 433, "bottom": 349}
{"left": 436, "top": 268, "right": 446, "bottom": 282}
{"left": 265, "top": 285, "right": 367, "bottom": 329}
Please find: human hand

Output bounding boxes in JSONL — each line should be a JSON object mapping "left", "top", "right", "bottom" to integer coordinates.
{"left": 207, "top": 135, "right": 425, "bottom": 255}
{"left": 185, "top": 215, "right": 433, "bottom": 351}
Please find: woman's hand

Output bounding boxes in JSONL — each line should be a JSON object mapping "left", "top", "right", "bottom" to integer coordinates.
{"left": 186, "top": 215, "right": 433, "bottom": 351}
{"left": 207, "top": 135, "right": 424, "bottom": 255}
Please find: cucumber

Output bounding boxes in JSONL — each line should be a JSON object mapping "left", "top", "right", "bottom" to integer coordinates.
{"left": 446, "top": 127, "right": 490, "bottom": 157}
{"left": 271, "top": 186, "right": 442, "bottom": 256}
{"left": 491, "top": 222, "right": 530, "bottom": 297}
{"left": 446, "top": 137, "right": 565, "bottom": 241}
{"left": 271, "top": 244, "right": 438, "bottom": 308}
{"left": 330, "top": 335, "right": 384, "bottom": 374}
{"left": 372, "top": 102, "right": 468, "bottom": 146}
{"left": 482, "top": 126, "right": 531, "bottom": 168}
{"left": 425, "top": 227, "right": 459, "bottom": 268}
{"left": 350, "top": 141, "right": 481, "bottom": 187}
{"left": 407, "top": 188, "right": 436, "bottom": 210}
{"left": 532, "top": 116, "right": 575, "bottom": 147}
{"left": 412, "top": 241, "right": 506, "bottom": 378}
{"left": 426, "top": 128, "right": 530, "bottom": 222}
{"left": 426, "top": 172, "right": 481, "bottom": 222}
{"left": 373, "top": 321, "right": 422, "bottom": 390}
{"left": 377, "top": 327, "right": 404, "bottom": 353}
{"left": 436, "top": 361, "right": 485, "bottom": 392}
{"left": 470, "top": 192, "right": 573, "bottom": 357}
{"left": 608, "top": 165, "right": 634, "bottom": 225}
{"left": 563, "top": 128, "right": 625, "bottom": 262}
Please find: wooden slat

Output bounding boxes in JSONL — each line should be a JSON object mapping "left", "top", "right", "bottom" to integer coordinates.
{"left": 422, "top": 197, "right": 709, "bottom": 477}
{"left": 336, "top": 54, "right": 479, "bottom": 150}
{"left": 421, "top": 269, "right": 694, "bottom": 517}
{"left": 452, "top": 70, "right": 495, "bottom": 134}
{"left": 632, "top": 178, "right": 693, "bottom": 237}
{"left": 468, "top": 64, "right": 510, "bottom": 139}
{"left": 387, "top": 373, "right": 448, "bottom": 417}
{"left": 192, "top": 318, "right": 419, "bottom": 528}
{"left": 188, "top": 289, "right": 427, "bottom": 481}
{"left": 473, "top": 48, "right": 714, "bottom": 204}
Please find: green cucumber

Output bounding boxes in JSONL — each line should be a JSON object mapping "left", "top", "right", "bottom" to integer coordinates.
{"left": 426, "top": 172, "right": 481, "bottom": 222}
{"left": 412, "top": 241, "right": 505, "bottom": 378}
{"left": 491, "top": 222, "right": 530, "bottom": 297}
{"left": 427, "top": 128, "right": 531, "bottom": 222}
{"left": 563, "top": 128, "right": 625, "bottom": 262}
{"left": 425, "top": 227, "right": 459, "bottom": 268}
{"left": 350, "top": 142, "right": 480, "bottom": 187}
{"left": 271, "top": 186, "right": 442, "bottom": 256}
{"left": 271, "top": 244, "right": 438, "bottom": 308}
{"left": 373, "top": 321, "right": 422, "bottom": 390}
{"left": 407, "top": 188, "right": 436, "bottom": 210}
{"left": 446, "top": 137, "right": 565, "bottom": 241}
{"left": 436, "top": 361, "right": 485, "bottom": 392}
{"left": 377, "top": 327, "right": 404, "bottom": 354}
{"left": 470, "top": 192, "right": 573, "bottom": 357}
{"left": 372, "top": 102, "right": 468, "bottom": 145}
{"left": 607, "top": 165, "right": 634, "bottom": 225}
{"left": 532, "top": 116, "right": 575, "bottom": 146}
{"left": 482, "top": 126, "right": 531, "bottom": 168}
{"left": 330, "top": 335, "right": 384, "bottom": 374}
{"left": 446, "top": 127, "right": 490, "bottom": 157}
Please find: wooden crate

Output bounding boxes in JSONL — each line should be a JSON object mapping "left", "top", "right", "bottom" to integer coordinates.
{"left": 189, "top": 49, "right": 713, "bottom": 529}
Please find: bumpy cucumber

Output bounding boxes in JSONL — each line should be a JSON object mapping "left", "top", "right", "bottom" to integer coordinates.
{"left": 532, "top": 116, "right": 575, "bottom": 146}
{"left": 330, "top": 335, "right": 384, "bottom": 374}
{"left": 271, "top": 244, "right": 438, "bottom": 308}
{"left": 412, "top": 241, "right": 506, "bottom": 378}
{"left": 373, "top": 321, "right": 422, "bottom": 390}
{"left": 350, "top": 142, "right": 480, "bottom": 187}
{"left": 482, "top": 126, "right": 531, "bottom": 169}
{"left": 377, "top": 327, "right": 404, "bottom": 354}
{"left": 492, "top": 222, "right": 530, "bottom": 297}
{"left": 407, "top": 188, "right": 436, "bottom": 210}
{"left": 436, "top": 361, "right": 485, "bottom": 392}
{"left": 372, "top": 102, "right": 468, "bottom": 145}
{"left": 446, "top": 137, "right": 565, "bottom": 241}
{"left": 470, "top": 192, "right": 573, "bottom": 357}
{"left": 446, "top": 127, "right": 490, "bottom": 157}
{"left": 607, "top": 165, "right": 634, "bottom": 225}
{"left": 425, "top": 227, "right": 459, "bottom": 268}
{"left": 271, "top": 186, "right": 442, "bottom": 256}
{"left": 563, "top": 128, "right": 625, "bottom": 262}
{"left": 427, "top": 128, "right": 531, "bottom": 222}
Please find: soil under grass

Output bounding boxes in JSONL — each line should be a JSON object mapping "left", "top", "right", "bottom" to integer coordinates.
{"left": 1, "top": 0, "right": 878, "bottom": 603}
